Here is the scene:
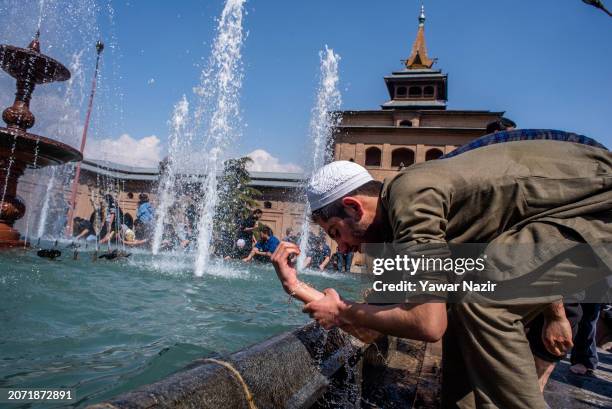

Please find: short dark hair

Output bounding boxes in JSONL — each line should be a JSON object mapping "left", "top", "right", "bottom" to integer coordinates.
{"left": 485, "top": 117, "right": 516, "bottom": 134}
{"left": 260, "top": 225, "right": 273, "bottom": 236}
{"left": 253, "top": 208, "right": 263, "bottom": 215}
{"left": 311, "top": 180, "right": 383, "bottom": 222}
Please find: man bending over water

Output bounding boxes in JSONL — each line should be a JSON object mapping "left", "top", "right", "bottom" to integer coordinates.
{"left": 271, "top": 130, "right": 611, "bottom": 409}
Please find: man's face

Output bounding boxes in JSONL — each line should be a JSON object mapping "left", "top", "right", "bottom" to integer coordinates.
{"left": 261, "top": 232, "right": 269, "bottom": 241}
{"left": 317, "top": 215, "right": 371, "bottom": 253}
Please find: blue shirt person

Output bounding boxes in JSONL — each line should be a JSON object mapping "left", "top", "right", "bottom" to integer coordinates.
{"left": 136, "top": 193, "right": 155, "bottom": 224}
{"left": 256, "top": 234, "right": 280, "bottom": 254}
{"left": 242, "top": 225, "right": 279, "bottom": 263}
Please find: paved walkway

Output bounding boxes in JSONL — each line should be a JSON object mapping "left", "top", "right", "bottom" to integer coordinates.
{"left": 544, "top": 348, "right": 612, "bottom": 408}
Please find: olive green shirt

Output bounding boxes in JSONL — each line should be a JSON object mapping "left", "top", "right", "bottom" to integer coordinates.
{"left": 380, "top": 140, "right": 612, "bottom": 295}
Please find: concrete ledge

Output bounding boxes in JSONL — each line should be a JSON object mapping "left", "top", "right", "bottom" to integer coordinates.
{"left": 87, "top": 323, "right": 365, "bottom": 409}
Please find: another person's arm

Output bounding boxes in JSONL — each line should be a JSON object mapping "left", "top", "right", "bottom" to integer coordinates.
{"left": 243, "top": 246, "right": 269, "bottom": 261}
{"left": 318, "top": 255, "right": 330, "bottom": 270}
{"left": 318, "top": 247, "right": 331, "bottom": 270}
{"left": 99, "top": 230, "right": 114, "bottom": 244}
{"left": 242, "top": 248, "right": 255, "bottom": 262}
{"left": 122, "top": 238, "right": 149, "bottom": 246}
{"left": 75, "top": 228, "right": 89, "bottom": 240}
{"left": 303, "top": 256, "right": 312, "bottom": 269}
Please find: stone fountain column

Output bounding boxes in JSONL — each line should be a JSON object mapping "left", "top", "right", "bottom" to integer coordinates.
{"left": 0, "top": 34, "right": 82, "bottom": 247}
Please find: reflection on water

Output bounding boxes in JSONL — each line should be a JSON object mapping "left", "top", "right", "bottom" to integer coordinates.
{"left": 0, "top": 245, "right": 362, "bottom": 407}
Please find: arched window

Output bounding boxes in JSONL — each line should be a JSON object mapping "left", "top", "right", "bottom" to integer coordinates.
{"left": 425, "top": 148, "right": 444, "bottom": 161}
{"left": 423, "top": 85, "right": 435, "bottom": 97}
{"left": 408, "top": 86, "right": 422, "bottom": 98}
{"left": 391, "top": 148, "right": 415, "bottom": 168}
{"left": 365, "top": 147, "right": 382, "bottom": 167}
{"left": 398, "top": 120, "right": 412, "bottom": 127}
{"left": 396, "top": 86, "right": 407, "bottom": 98}
{"left": 263, "top": 201, "right": 272, "bottom": 209}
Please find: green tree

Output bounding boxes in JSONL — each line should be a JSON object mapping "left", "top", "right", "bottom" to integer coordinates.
{"left": 213, "top": 157, "right": 261, "bottom": 256}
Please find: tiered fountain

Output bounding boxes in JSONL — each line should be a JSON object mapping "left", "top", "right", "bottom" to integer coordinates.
{"left": 0, "top": 33, "right": 82, "bottom": 247}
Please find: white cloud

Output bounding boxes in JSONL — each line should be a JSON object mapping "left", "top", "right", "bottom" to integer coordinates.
{"left": 85, "top": 134, "right": 162, "bottom": 167}
{"left": 245, "top": 149, "right": 303, "bottom": 173}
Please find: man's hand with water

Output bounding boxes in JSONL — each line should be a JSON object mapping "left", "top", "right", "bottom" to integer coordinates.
{"left": 271, "top": 242, "right": 383, "bottom": 343}
{"left": 302, "top": 288, "right": 347, "bottom": 330}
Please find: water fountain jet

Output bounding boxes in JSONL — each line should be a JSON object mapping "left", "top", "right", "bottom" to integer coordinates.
{"left": 0, "top": 33, "right": 82, "bottom": 247}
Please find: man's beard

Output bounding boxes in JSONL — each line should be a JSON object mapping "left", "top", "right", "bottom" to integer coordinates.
{"left": 347, "top": 217, "right": 383, "bottom": 243}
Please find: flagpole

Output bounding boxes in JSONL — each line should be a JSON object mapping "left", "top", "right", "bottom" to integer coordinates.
{"left": 66, "top": 40, "right": 104, "bottom": 237}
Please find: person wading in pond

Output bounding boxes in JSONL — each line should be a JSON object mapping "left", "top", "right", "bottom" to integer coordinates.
{"left": 270, "top": 130, "right": 611, "bottom": 409}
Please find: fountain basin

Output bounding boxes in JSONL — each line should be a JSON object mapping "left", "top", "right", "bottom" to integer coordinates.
{"left": 0, "top": 127, "right": 82, "bottom": 167}
{"left": 88, "top": 324, "right": 366, "bottom": 409}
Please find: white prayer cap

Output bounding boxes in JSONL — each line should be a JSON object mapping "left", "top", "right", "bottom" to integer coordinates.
{"left": 236, "top": 239, "right": 246, "bottom": 248}
{"left": 307, "top": 161, "right": 373, "bottom": 212}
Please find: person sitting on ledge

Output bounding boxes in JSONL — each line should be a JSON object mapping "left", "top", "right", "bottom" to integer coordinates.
{"left": 99, "top": 194, "right": 124, "bottom": 245}
{"left": 485, "top": 116, "right": 516, "bottom": 134}
{"left": 72, "top": 217, "right": 96, "bottom": 241}
{"left": 134, "top": 193, "right": 154, "bottom": 239}
{"left": 118, "top": 223, "right": 148, "bottom": 247}
{"left": 270, "top": 130, "right": 611, "bottom": 409}
{"left": 243, "top": 225, "right": 280, "bottom": 263}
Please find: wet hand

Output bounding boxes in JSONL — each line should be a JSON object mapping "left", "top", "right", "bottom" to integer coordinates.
{"left": 271, "top": 241, "right": 300, "bottom": 292}
{"left": 302, "top": 288, "right": 348, "bottom": 330}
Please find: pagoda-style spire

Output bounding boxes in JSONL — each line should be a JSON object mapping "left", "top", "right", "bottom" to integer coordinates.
{"left": 405, "top": 4, "right": 434, "bottom": 70}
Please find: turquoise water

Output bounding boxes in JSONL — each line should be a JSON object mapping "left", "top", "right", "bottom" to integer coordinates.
{"left": 0, "top": 245, "right": 361, "bottom": 407}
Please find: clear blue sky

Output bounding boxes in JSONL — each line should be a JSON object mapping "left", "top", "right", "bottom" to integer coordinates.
{"left": 4, "top": 1, "right": 612, "bottom": 166}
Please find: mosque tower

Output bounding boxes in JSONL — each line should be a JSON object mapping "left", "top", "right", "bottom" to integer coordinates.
{"left": 333, "top": 4, "right": 508, "bottom": 180}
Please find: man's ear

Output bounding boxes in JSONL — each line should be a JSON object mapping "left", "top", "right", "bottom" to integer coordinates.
{"left": 341, "top": 196, "right": 364, "bottom": 221}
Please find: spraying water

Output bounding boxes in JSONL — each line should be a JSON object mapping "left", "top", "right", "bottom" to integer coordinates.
{"left": 297, "top": 46, "right": 342, "bottom": 269}
{"left": 36, "top": 0, "right": 46, "bottom": 33}
{"left": 36, "top": 167, "right": 56, "bottom": 239}
{"left": 152, "top": 95, "right": 189, "bottom": 254}
{"left": 21, "top": 136, "right": 41, "bottom": 247}
{"left": 193, "top": 0, "right": 246, "bottom": 277}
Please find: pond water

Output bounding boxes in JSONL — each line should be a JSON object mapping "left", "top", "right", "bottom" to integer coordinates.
{"left": 0, "top": 244, "right": 362, "bottom": 407}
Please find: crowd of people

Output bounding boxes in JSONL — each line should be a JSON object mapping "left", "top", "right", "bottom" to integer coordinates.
{"left": 72, "top": 194, "right": 354, "bottom": 273}
{"left": 72, "top": 192, "right": 157, "bottom": 248}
